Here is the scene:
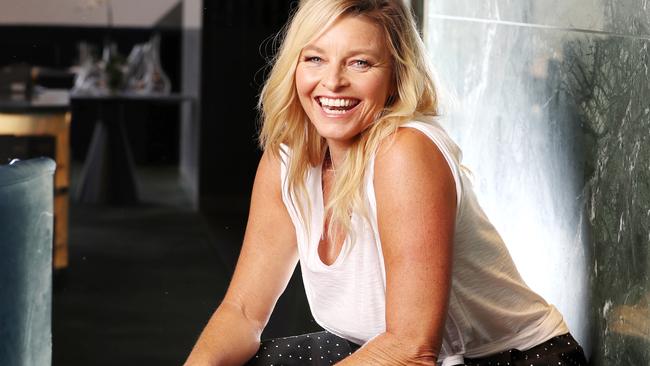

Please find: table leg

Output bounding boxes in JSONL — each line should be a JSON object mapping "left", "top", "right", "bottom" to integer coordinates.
{"left": 75, "top": 101, "right": 139, "bottom": 204}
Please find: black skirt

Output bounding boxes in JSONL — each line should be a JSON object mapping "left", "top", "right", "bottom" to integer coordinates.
{"left": 244, "top": 331, "right": 360, "bottom": 366}
{"left": 463, "top": 333, "right": 588, "bottom": 366}
{"left": 245, "top": 331, "right": 588, "bottom": 366}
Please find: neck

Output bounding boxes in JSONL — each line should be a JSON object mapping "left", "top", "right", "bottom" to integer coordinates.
{"left": 323, "top": 149, "right": 336, "bottom": 171}
{"left": 325, "top": 140, "right": 348, "bottom": 170}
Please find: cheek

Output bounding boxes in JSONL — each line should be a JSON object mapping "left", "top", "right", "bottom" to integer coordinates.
{"left": 295, "top": 67, "right": 318, "bottom": 97}
{"left": 294, "top": 69, "right": 318, "bottom": 117}
{"left": 364, "top": 75, "right": 392, "bottom": 105}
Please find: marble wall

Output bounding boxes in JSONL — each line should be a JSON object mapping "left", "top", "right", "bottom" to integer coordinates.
{"left": 425, "top": 1, "right": 650, "bottom": 364}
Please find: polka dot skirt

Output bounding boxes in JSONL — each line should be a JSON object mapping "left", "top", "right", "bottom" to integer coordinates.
{"left": 463, "top": 333, "right": 588, "bottom": 366}
{"left": 244, "top": 331, "right": 361, "bottom": 366}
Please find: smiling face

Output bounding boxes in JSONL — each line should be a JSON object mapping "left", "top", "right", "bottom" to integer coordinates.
{"left": 295, "top": 15, "right": 393, "bottom": 150}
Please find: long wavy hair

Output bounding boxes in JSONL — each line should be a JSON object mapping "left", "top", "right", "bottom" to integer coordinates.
{"left": 258, "top": 0, "right": 439, "bottom": 238}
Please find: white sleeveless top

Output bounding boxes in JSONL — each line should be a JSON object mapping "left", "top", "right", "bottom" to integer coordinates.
{"left": 279, "top": 118, "right": 568, "bottom": 365}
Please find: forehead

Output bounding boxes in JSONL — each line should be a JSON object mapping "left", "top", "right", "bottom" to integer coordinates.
{"left": 304, "top": 15, "right": 388, "bottom": 55}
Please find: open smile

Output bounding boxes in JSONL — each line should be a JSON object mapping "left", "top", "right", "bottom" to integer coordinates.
{"left": 316, "top": 96, "right": 361, "bottom": 115}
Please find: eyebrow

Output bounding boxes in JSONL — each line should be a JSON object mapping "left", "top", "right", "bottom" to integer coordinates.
{"left": 301, "top": 44, "right": 383, "bottom": 58}
{"left": 301, "top": 45, "right": 326, "bottom": 53}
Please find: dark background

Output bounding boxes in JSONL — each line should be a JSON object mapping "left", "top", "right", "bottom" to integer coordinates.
{"left": 0, "top": 0, "right": 295, "bottom": 209}
{"left": 0, "top": 1, "right": 427, "bottom": 364}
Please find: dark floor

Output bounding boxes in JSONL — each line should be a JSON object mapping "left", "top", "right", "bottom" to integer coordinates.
{"left": 53, "top": 164, "right": 319, "bottom": 366}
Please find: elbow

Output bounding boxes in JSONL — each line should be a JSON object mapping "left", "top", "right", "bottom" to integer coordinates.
{"left": 221, "top": 297, "right": 266, "bottom": 337}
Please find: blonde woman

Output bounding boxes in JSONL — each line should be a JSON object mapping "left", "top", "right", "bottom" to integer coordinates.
{"left": 185, "top": 1, "right": 588, "bottom": 365}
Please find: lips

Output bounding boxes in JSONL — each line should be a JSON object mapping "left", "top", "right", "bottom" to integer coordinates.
{"left": 316, "top": 96, "right": 361, "bottom": 115}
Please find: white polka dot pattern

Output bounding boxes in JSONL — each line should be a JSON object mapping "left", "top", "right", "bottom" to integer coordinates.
{"left": 245, "top": 331, "right": 360, "bottom": 365}
{"left": 463, "top": 334, "right": 588, "bottom": 366}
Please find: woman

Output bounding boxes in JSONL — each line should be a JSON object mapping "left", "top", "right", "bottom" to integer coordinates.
{"left": 185, "top": 0, "right": 588, "bottom": 365}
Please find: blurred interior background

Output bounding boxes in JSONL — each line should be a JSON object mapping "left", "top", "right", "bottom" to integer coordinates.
{"left": 0, "top": 0, "right": 648, "bottom": 365}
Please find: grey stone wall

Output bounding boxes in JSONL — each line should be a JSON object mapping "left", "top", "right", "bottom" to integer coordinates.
{"left": 425, "top": 1, "right": 650, "bottom": 363}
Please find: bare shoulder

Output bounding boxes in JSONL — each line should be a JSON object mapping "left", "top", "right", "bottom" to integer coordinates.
{"left": 255, "top": 149, "right": 283, "bottom": 195}
{"left": 374, "top": 127, "right": 453, "bottom": 186}
{"left": 258, "top": 149, "right": 282, "bottom": 175}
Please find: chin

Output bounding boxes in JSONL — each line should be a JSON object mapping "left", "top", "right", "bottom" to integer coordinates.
{"left": 316, "top": 126, "right": 364, "bottom": 145}
{"left": 306, "top": 107, "right": 373, "bottom": 144}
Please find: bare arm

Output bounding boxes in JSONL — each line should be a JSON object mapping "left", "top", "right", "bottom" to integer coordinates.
{"left": 338, "top": 128, "right": 457, "bottom": 365}
{"left": 184, "top": 150, "right": 298, "bottom": 366}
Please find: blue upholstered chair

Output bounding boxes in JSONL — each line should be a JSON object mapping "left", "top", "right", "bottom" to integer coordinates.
{"left": 0, "top": 157, "right": 55, "bottom": 366}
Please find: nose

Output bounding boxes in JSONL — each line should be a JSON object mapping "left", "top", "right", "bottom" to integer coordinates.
{"left": 321, "top": 64, "right": 348, "bottom": 91}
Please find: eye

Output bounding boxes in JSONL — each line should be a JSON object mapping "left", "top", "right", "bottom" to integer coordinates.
{"left": 304, "top": 56, "right": 323, "bottom": 63}
{"left": 350, "top": 59, "right": 371, "bottom": 70}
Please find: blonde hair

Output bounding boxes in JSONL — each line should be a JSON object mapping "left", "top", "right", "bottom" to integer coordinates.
{"left": 258, "top": 0, "right": 438, "bottom": 238}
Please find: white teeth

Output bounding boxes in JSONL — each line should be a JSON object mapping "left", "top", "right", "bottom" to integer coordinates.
{"left": 319, "top": 97, "right": 357, "bottom": 107}
{"left": 322, "top": 107, "right": 348, "bottom": 114}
